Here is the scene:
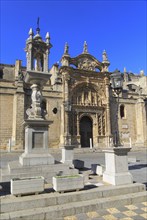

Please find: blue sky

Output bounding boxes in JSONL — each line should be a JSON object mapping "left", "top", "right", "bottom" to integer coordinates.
{"left": 1, "top": 0, "right": 146, "bottom": 75}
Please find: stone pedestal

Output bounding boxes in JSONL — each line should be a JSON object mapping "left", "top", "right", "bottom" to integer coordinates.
{"left": 61, "top": 145, "right": 74, "bottom": 167}
{"left": 103, "top": 147, "right": 133, "bottom": 185}
{"left": 19, "top": 120, "right": 54, "bottom": 166}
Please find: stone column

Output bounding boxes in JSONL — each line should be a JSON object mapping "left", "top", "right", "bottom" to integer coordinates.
{"left": 103, "top": 147, "right": 133, "bottom": 185}
{"left": 76, "top": 113, "right": 81, "bottom": 148}
{"left": 60, "top": 104, "right": 65, "bottom": 145}
{"left": 77, "top": 113, "right": 80, "bottom": 136}
{"left": 63, "top": 74, "right": 71, "bottom": 145}
{"left": 105, "top": 77, "right": 112, "bottom": 147}
{"left": 26, "top": 44, "right": 33, "bottom": 71}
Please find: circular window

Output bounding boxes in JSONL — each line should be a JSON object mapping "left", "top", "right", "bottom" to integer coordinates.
{"left": 52, "top": 108, "right": 58, "bottom": 114}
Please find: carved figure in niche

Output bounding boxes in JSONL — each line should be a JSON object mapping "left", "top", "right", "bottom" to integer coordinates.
{"left": 84, "top": 91, "right": 91, "bottom": 105}
{"left": 97, "top": 96, "right": 102, "bottom": 106}
{"left": 92, "top": 93, "right": 95, "bottom": 105}
{"left": 34, "top": 53, "right": 43, "bottom": 71}
{"left": 78, "top": 95, "right": 81, "bottom": 105}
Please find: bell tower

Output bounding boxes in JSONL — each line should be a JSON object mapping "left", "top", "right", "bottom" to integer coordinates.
{"left": 25, "top": 18, "right": 52, "bottom": 72}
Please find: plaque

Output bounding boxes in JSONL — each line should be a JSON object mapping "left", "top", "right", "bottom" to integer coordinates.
{"left": 33, "top": 132, "right": 44, "bottom": 148}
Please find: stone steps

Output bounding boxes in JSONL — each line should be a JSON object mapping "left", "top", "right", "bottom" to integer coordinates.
{"left": 0, "top": 183, "right": 146, "bottom": 220}
{"left": 1, "top": 161, "right": 79, "bottom": 183}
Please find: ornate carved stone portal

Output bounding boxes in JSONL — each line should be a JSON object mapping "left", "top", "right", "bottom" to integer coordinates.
{"left": 59, "top": 48, "right": 111, "bottom": 148}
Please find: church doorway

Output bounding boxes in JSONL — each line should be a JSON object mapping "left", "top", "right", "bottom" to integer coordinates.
{"left": 80, "top": 116, "right": 93, "bottom": 148}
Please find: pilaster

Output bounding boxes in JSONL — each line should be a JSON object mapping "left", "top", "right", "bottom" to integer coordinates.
{"left": 12, "top": 81, "right": 25, "bottom": 149}
{"left": 135, "top": 97, "right": 146, "bottom": 146}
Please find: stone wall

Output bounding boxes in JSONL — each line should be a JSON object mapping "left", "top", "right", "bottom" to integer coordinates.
{"left": 119, "top": 100, "right": 137, "bottom": 145}
{"left": 0, "top": 61, "right": 147, "bottom": 150}
{"left": 44, "top": 91, "right": 62, "bottom": 148}
{"left": 0, "top": 94, "right": 14, "bottom": 147}
{"left": 12, "top": 82, "right": 25, "bottom": 148}
{"left": 0, "top": 64, "right": 15, "bottom": 81}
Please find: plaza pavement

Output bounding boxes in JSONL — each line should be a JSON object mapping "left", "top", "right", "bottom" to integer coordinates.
{"left": 64, "top": 202, "right": 147, "bottom": 220}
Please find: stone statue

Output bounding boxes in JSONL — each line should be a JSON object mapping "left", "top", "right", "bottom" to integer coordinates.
{"left": 83, "top": 41, "right": 88, "bottom": 53}
{"left": 102, "top": 50, "right": 108, "bottom": 61}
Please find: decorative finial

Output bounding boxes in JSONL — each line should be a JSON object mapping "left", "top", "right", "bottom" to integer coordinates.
{"left": 102, "top": 50, "right": 108, "bottom": 61}
{"left": 46, "top": 32, "right": 50, "bottom": 39}
{"left": 28, "top": 28, "right": 34, "bottom": 40}
{"left": 46, "top": 32, "right": 50, "bottom": 43}
{"left": 83, "top": 41, "right": 88, "bottom": 53}
{"left": 64, "top": 42, "right": 69, "bottom": 54}
{"left": 124, "top": 67, "right": 127, "bottom": 73}
{"left": 36, "top": 17, "right": 40, "bottom": 35}
{"left": 29, "top": 28, "right": 33, "bottom": 36}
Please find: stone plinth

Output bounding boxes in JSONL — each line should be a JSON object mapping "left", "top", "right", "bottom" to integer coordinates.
{"left": 61, "top": 145, "right": 74, "bottom": 167}
{"left": 19, "top": 120, "right": 54, "bottom": 166}
{"left": 103, "top": 147, "right": 133, "bottom": 185}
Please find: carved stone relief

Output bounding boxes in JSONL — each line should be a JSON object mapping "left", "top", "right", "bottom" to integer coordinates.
{"left": 78, "top": 58, "right": 97, "bottom": 71}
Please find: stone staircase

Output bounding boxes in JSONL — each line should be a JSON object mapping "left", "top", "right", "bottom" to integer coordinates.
{"left": 0, "top": 160, "right": 79, "bottom": 183}
{"left": 0, "top": 183, "right": 146, "bottom": 220}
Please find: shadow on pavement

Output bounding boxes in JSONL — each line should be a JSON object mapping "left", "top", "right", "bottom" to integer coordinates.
{"left": 129, "top": 163, "right": 147, "bottom": 170}
{"left": 0, "top": 182, "right": 10, "bottom": 196}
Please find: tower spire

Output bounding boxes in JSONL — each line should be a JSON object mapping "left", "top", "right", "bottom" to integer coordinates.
{"left": 36, "top": 17, "right": 40, "bottom": 35}
{"left": 64, "top": 42, "right": 69, "bottom": 54}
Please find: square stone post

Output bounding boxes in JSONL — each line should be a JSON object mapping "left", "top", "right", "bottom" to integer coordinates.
{"left": 61, "top": 145, "right": 75, "bottom": 167}
{"left": 103, "top": 147, "right": 133, "bottom": 185}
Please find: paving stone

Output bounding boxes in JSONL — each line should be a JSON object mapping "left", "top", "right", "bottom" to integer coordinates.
{"left": 123, "top": 210, "right": 138, "bottom": 217}
{"left": 124, "top": 204, "right": 138, "bottom": 210}
{"left": 86, "top": 211, "right": 99, "bottom": 218}
{"left": 140, "top": 213, "right": 147, "bottom": 218}
{"left": 113, "top": 212, "right": 128, "bottom": 219}
{"left": 65, "top": 202, "right": 147, "bottom": 220}
{"left": 133, "top": 208, "right": 145, "bottom": 214}
{"left": 132, "top": 215, "right": 146, "bottom": 220}
{"left": 76, "top": 213, "right": 89, "bottom": 220}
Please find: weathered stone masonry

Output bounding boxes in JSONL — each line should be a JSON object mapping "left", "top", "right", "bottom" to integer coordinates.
{"left": 0, "top": 30, "right": 147, "bottom": 150}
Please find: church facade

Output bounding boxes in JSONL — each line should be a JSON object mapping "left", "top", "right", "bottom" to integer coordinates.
{"left": 0, "top": 27, "right": 147, "bottom": 150}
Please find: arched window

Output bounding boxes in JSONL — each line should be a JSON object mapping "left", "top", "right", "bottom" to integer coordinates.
{"left": 120, "top": 104, "right": 125, "bottom": 118}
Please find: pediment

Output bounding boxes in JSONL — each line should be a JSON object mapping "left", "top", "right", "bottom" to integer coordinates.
{"left": 69, "top": 54, "right": 102, "bottom": 71}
